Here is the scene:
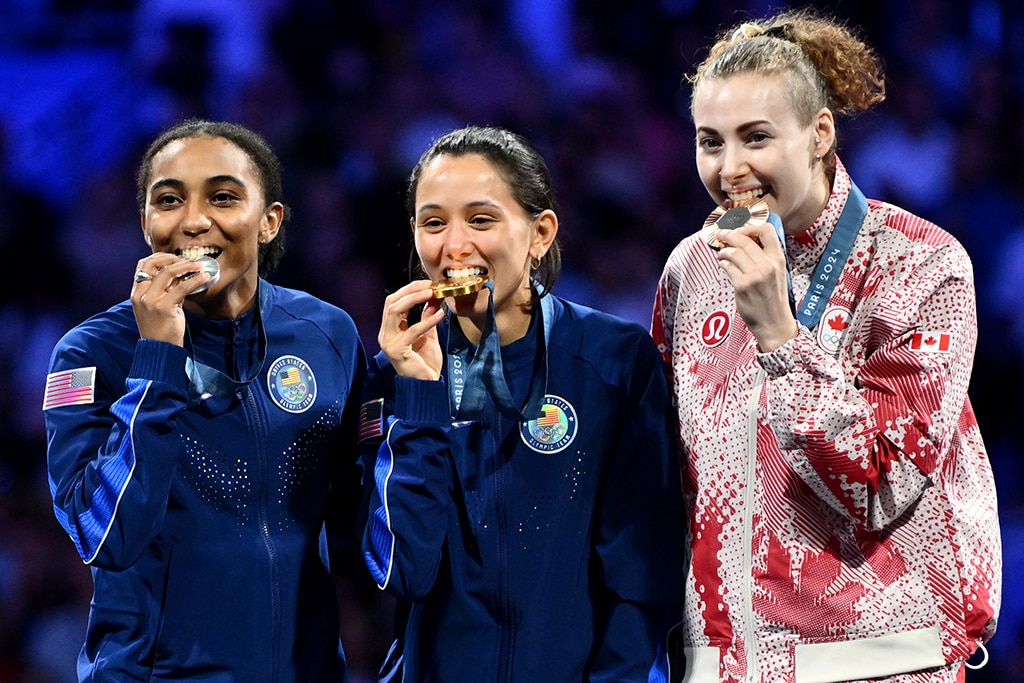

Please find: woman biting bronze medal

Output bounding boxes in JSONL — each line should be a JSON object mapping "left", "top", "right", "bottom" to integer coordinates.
{"left": 700, "top": 197, "right": 770, "bottom": 249}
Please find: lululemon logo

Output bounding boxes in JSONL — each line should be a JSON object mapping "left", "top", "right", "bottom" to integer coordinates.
{"left": 700, "top": 310, "right": 731, "bottom": 347}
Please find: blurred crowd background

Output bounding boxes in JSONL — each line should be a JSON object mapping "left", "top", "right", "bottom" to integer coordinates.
{"left": 1, "top": 0, "right": 1021, "bottom": 681}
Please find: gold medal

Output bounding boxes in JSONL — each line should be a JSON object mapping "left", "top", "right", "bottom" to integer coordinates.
{"left": 430, "top": 274, "right": 490, "bottom": 299}
{"left": 700, "top": 198, "right": 770, "bottom": 249}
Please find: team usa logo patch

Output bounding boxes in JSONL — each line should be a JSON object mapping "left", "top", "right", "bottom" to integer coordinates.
{"left": 520, "top": 394, "right": 578, "bottom": 454}
{"left": 816, "top": 306, "right": 851, "bottom": 354}
{"left": 700, "top": 310, "right": 731, "bottom": 347}
{"left": 267, "top": 355, "right": 316, "bottom": 413}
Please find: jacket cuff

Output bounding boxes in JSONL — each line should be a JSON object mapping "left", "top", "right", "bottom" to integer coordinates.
{"left": 757, "top": 327, "right": 807, "bottom": 378}
{"left": 130, "top": 339, "right": 188, "bottom": 391}
{"left": 395, "top": 376, "right": 451, "bottom": 424}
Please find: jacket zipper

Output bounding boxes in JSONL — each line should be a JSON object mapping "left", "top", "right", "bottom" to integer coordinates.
{"left": 244, "top": 385, "right": 281, "bottom": 683}
{"left": 495, "top": 411, "right": 514, "bottom": 682}
{"left": 742, "top": 369, "right": 765, "bottom": 683}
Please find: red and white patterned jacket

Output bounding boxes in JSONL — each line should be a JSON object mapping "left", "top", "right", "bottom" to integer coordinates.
{"left": 652, "top": 160, "right": 1001, "bottom": 683}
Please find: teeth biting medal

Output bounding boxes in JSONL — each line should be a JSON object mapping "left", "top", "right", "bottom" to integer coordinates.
{"left": 431, "top": 273, "right": 490, "bottom": 299}
{"left": 182, "top": 255, "right": 220, "bottom": 293}
{"left": 701, "top": 197, "right": 770, "bottom": 249}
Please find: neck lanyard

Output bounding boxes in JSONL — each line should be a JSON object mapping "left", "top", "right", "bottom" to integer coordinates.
{"left": 795, "top": 182, "right": 867, "bottom": 330}
{"left": 767, "top": 210, "right": 796, "bottom": 317}
{"left": 446, "top": 281, "right": 553, "bottom": 422}
{"left": 185, "top": 283, "right": 268, "bottom": 402}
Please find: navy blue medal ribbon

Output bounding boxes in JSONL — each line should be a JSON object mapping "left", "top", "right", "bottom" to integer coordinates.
{"left": 185, "top": 282, "right": 269, "bottom": 402}
{"left": 766, "top": 210, "right": 797, "bottom": 317}
{"left": 446, "top": 280, "right": 552, "bottom": 422}
{"left": 794, "top": 183, "right": 867, "bottom": 330}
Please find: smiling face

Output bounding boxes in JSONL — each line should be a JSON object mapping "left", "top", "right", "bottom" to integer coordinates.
{"left": 412, "top": 153, "right": 556, "bottom": 343}
{"left": 141, "top": 135, "right": 282, "bottom": 316}
{"left": 693, "top": 71, "right": 834, "bottom": 235}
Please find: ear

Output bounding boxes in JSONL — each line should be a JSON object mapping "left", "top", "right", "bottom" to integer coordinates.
{"left": 259, "top": 202, "right": 285, "bottom": 244}
{"left": 530, "top": 209, "right": 559, "bottom": 261}
{"left": 813, "top": 107, "right": 836, "bottom": 156}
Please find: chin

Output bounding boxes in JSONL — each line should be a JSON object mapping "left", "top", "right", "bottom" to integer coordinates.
{"left": 449, "top": 293, "right": 487, "bottom": 317}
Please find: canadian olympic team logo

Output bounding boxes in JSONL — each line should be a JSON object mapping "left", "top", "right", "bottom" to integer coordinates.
{"left": 700, "top": 310, "right": 731, "bottom": 347}
{"left": 520, "top": 395, "right": 578, "bottom": 454}
{"left": 267, "top": 355, "right": 317, "bottom": 413}
{"left": 816, "top": 307, "right": 851, "bottom": 354}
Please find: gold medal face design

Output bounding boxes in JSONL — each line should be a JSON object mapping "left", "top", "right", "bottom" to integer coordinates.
{"left": 430, "top": 274, "right": 490, "bottom": 299}
{"left": 701, "top": 198, "right": 770, "bottom": 249}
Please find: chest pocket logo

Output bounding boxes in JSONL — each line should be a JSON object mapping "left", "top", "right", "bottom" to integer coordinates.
{"left": 520, "top": 394, "right": 578, "bottom": 454}
{"left": 816, "top": 306, "right": 851, "bottom": 354}
{"left": 267, "top": 355, "right": 317, "bottom": 413}
{"left": 700, "top": 310, "right": 731, "bottom": 347}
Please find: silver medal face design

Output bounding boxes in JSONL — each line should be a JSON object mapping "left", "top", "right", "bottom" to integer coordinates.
{"left": 184, "top": 256, "right": 220, "bottom": 293}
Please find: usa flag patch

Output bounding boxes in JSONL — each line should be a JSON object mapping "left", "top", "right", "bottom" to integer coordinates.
{"left": 358, "top": 398, "right": 384, "bottom": 442}
{"left": 909, "top": 330, "right": 951, "bottom": 354}
{"left": 43, "top": 367, "right": 96, "bottom": 410}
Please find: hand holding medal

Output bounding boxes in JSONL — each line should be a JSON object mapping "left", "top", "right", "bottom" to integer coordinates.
{"left": 699, "top": 196, "right": 797, "bottom": 350}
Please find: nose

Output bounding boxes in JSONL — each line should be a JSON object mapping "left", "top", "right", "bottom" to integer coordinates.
{"left": 443, "top": 221, "right": 474, "bottom": 261}
{"left": 720, "top": 145, "right": 749, "bottom": 185}
{"left": 181, "top": 199, "right": 212, "bottom": 235}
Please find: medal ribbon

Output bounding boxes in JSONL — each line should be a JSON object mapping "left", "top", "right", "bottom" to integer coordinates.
{"left": 766, "top": 210, "right": 796, "bottom": 317}
{"left": 795, "top": 182, "right": 867, "bottom": 330}
{"left": 446, "top": 280, "right": 552, "bottom": 422}
{"left": 185, "top": 283, "right": 269, "bottom": 402}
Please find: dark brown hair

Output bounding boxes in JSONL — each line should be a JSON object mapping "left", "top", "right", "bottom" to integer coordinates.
{"left": 406, "top": 126, "right": 562, "bottom": 297}
{"left": 136, "top": 119, "right": 291, "bottom": 277}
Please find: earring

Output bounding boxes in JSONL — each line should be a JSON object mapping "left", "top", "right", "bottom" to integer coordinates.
{"left": 815, "top": 153, "right": 822, "bottom": 160}
{"left": 530, "top": 256, "right": 541, "bottom": 270}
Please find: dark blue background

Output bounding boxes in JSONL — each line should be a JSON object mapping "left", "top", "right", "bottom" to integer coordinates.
{"left": 0, "top": 1, "right": 1019, "bottom": 681}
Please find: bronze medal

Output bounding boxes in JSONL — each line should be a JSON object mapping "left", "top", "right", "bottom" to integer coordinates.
{"left": 701, "top": 198, "right": 770, "bottom": 249}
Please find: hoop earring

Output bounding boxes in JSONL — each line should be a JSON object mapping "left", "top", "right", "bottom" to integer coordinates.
{"left": 530, "top": 256, "right": 541, "bottom": 270}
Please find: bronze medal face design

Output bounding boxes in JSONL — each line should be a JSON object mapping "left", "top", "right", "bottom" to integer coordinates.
{"left": 430, "top": 274, "right": 490, "bottom": 299}
{"left": 700, "top": 198, "right": 770, "bottom": 249}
